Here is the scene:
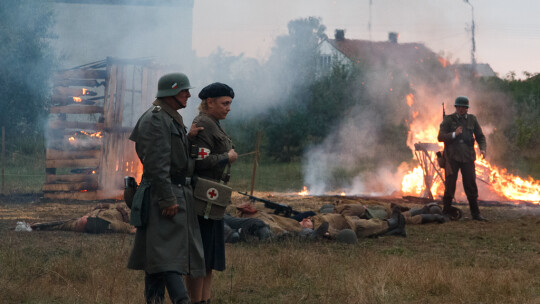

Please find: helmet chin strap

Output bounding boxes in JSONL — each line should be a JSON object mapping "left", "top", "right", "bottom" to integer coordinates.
{"left": 172, "top": 95, "right": 185, "bottom": 109}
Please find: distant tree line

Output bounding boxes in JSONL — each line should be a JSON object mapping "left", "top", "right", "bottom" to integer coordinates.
{"left": 0, "top": 0, "right": 56, "bottom": 143}
{"left": 2, "top": 9, "right": 538, "bottom": 177}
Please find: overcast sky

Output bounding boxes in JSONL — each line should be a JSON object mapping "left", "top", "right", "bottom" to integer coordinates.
{"left": 192, "top": 0, "right": 540, "bottom": 78}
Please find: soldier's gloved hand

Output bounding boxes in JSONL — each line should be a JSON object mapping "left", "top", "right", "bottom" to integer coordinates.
{"left": 455, "top": 126, "right": 463, "bottom": 136}
{"left": 162, "top": 204, "right": 179, "bottom": 217}
{"left": 228, "top": 149, "right": 238, "bottom": 164}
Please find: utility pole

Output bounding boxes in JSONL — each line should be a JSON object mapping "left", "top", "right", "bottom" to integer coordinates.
{"left": 368, "top": 0, "right": 373, "bottom": 41}
{"left": 464, "top": 0, "right": 477, "bottom": 74}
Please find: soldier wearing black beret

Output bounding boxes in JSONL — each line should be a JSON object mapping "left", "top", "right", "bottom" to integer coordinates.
{"left": 198, "top": 82, "right": 235, "bottom": 100}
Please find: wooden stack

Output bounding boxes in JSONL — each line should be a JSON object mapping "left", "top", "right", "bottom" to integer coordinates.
{"left": 44, "top": 58, "right": 160, "bottom": 200}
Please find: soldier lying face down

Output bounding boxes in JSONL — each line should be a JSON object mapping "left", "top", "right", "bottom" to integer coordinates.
{"left": 31, "top": 203, "right": 135, "bottom": 234}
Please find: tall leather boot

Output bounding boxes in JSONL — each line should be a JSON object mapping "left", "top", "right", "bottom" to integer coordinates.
{"left": 442, "top": 200, "right": 453, "bottom": 215}
{"left": 469, "top": 200, "right": 488, "bottom": 221}
{"left": 384, "top": 207, "right": 406, "bottom": 237}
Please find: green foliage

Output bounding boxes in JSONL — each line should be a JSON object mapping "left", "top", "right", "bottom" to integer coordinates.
{"left": 478, "top": 74, "right": 540, "bottom": 177}
{"left": 0, "top": 0, "right": 56, "bottom": 139}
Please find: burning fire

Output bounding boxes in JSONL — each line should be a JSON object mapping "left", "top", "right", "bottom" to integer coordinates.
{"left": 73, "top": 97, "right": 82, "bottom": 102}
{"left": 402, "top": 93, "right": 540, "bottom": 204}
{"left": 298, "top": 186, "right": 309, "bottom": 196}
{"left": 438, "top": 57, "right": 448, "bottom": 68}
{"left": 402, "top": 157, "right": 540, "bottom": 204}
{"left": 67, "top": 131, "right": 103, "bottom": 146}
{"left": 67, "top": 131, "right": 103, "bottom": 139}
{"left": 475, "top": 158, "right": 540, "bottom": 203}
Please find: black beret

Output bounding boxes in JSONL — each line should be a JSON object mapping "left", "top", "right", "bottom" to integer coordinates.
{"left": 198, "top": 82, "right": 235, "bottom": 100}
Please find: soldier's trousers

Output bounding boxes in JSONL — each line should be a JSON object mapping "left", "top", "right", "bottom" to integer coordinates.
{"left": 144, "top": 271, "right": 189, "bottom": 304}
{"left": 443, "top": 160, "right": 480, "bottom": 216}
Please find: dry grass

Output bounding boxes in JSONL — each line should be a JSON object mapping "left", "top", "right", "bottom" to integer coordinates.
{"left": 0, "top": 193, "right": 539, "bottom": 304}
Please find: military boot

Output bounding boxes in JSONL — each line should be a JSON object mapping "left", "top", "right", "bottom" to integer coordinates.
{"left": 442, "top": 200, "right": 453, "bottom": 215}
{"left": 469, "top": 200, "right": 488, "bottom": 221}
{"left": 384, "top": 207, "right": 406, "bottom": 237}
{"left": 442, "top": 205, "right": 463, "bottom": 221}
{"left": 472, "top": 214, "right": 489, "bottom": 222}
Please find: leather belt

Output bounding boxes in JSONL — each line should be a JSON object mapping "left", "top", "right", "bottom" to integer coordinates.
{"left": 171, "top": 175, "right": 192, "bottom": 186}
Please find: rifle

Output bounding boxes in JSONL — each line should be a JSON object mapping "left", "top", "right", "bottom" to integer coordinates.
{"left": 442, "top": 102, "right": 446, "bottom": 119}
{"left": 237, "top": 192, "right": 300, "bottom": 217}
{"left": 30, "top": 219, "right": 75, "bottom": 230}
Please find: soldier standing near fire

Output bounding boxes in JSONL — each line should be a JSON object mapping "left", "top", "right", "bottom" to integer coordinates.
{"left": 127, "top": 73, "right": 205, "bottom": 304}
{"left": 438, "top": 96, "right": 488, "bottom": 221}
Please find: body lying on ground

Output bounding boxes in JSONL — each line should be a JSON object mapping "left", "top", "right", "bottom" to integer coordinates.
{"left": 222, "top": 201, "right": 410, "bottom": 243}
{"left": 31, "top": 203, "right": 135, "bottom": 234}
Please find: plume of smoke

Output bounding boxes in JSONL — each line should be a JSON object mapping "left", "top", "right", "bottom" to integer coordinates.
{"left": 303, "top": 60, "right": 515, "bottom": 197}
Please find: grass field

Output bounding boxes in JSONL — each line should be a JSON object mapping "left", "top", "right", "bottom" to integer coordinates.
{"left": 1, "top": 145, "right": 539, "bottom": 303}
{"left": 0, "top": 193, "right": 539, "bottom": 304}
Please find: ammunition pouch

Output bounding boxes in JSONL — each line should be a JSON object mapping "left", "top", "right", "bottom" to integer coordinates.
{"left": 193, "top": 177, "right": 232, "bottom": 220}
{"left": 436, "top": 151, "right": 446, "bottom": 169}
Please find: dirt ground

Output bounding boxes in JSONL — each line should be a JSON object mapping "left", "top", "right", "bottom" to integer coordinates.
{"left": 1, "top": 192, "right": 539, "bottom": 304}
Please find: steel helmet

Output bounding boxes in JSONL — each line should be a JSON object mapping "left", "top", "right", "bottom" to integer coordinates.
{"left": 454, "top": 96, "right": 470, "bottom": 108}
{"left": 336, "top": 229, "right": 358, "bottom": 244}
{"left": 156, "top": 73, "right": 193, "bottom": 98}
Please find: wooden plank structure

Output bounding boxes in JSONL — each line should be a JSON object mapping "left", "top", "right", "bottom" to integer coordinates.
{"left": 413, "top": 142, "right": 445, "bottom": 200}
{"left": 43, "top": 57, "right": 162, "bottom": 200}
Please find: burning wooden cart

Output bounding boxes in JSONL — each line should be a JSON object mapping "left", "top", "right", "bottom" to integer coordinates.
{"left": 43, "top": 58, "right": 162, "bottom": 200}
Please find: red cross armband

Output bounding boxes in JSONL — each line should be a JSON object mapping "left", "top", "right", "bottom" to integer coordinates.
{"left": 196, "top": 147, "right": 211, "bottom": 160}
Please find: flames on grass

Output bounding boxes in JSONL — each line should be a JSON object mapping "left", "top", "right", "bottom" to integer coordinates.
{"left": 297, "top": 92, "right": 540, "bottom": 205}
{"left": 401, "top": 93, "right": 539, "bottom": 204}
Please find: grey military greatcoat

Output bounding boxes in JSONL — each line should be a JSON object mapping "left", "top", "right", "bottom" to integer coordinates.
{"left": 127, "top": 99, "right": 205, "bottom": 277}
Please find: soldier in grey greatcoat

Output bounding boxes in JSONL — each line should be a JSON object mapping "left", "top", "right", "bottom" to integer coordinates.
{"left": 127, "top": 73, "right": 205, "bottom": 304}
{"left": 438, "top": 96, "right": 488, "bottom": 221}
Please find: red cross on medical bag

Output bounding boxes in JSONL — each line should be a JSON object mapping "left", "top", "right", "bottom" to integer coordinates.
{"left": 193, "top": 165, "right": 232, "bottom": 220}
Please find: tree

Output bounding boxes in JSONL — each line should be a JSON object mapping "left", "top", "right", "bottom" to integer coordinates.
{"left": 0, "top": 0, "right": 56, "bottom": 139}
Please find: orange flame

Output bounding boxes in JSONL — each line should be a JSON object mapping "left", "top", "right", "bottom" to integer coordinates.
{"left": 73, "top": 97, "right": 82, "bottom": 102}
{"left": 475, "top": 158, "right": 539, "bottom": 204}
{"left": 298, "top": 186, "right": 309, "bottom": 196}
{"left": 438, "top": 57, "right": 448, "bottom": 68}
{"left": 82, "top": 88, "right": 88, "bottom": 95}
{"left": 401, "top": 93, "right": 540, "bottom": 203}
{"left": 79, "top": 130, "right": 103, "bottom": 138}
{"left": 401, "top": 165, "right": 445, "bottom": 198}
{"left": 406, "top": 93, "right": 414, "bottom": 107}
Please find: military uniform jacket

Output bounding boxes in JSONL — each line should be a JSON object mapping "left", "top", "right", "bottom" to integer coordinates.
{"left": 437, "top": 113, "right": 486, "bottom": 163}
{"left": 127, "top": 99, "right": 205, "bottom": 277}
{"left": 190, "top": 112, "right": 233, "bottom": 182}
